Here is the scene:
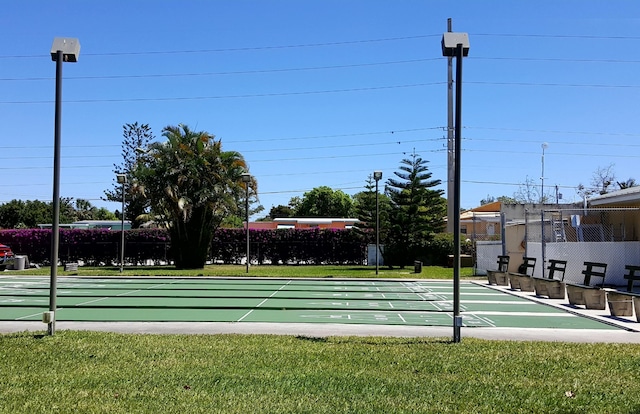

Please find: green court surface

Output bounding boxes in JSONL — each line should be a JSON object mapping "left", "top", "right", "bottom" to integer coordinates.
{"left": 0, "top": 276, "right": 621, "bottom": 330}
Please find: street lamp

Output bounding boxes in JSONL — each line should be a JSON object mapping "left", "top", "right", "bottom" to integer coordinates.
{"left": 116, "top": 173, "right": 127, "bottom": 273}
{"left": 373, "top": 171, "right": 383, "bottom": 275}
{"left": 241, "top": 173, "right": 252, "bottom": 273}
{"left": 442, "top": 31, "right": 469, "bottom": 344}
{"left": 47, "top": 37, "right": 80, "bottom": 336}
{"left": 541, "top": 143, "right": 548, "bottom": 273}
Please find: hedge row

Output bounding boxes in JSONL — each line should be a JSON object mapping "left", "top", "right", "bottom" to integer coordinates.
{"left": 0, "top": 228, "right": 370, "bottom": 266}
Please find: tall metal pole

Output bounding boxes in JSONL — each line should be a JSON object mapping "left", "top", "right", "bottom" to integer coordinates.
{"left": 48, "top": 50, "right": 63, "bottom": 336}
{"left": 452, "top": 43, "right": 464, "bottom": 343}
{"left": 541, "top": 143, "right": 547, "bottom": 272}
{"left": 245, "top": 184, "right": 250, "bottom": 273}
{"left": 120, "top": 180, "right": 125, "bottom": 273}
{"left": 446, "top": 18, "right": 455, "bottom": 233}
{"left": 375, "top": 178, "right": 380, "bottom": 276}
{"left": 47, "top": 50, "right": 63, "bottom": 335}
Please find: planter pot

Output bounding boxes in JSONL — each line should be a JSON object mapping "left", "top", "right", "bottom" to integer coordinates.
{"left": 510, "top": 273, "right": 534, "bottom": 292}
{"left": 533, "top": 278, "right": 549, "bottom": 297}
{"left": 488, "top": 271, "right": 509, "bottom": 286}
{"left": 583, "top": 288, "right": 606, "bottom": 310}
{"left": 509, "top": 273, "right": 521, "bottom": 290}
{"left": 534, "top": 279, "right": 566, "bottom": 300}
{"left": 634, "top": 297, "right": 640, "bottom": 323}
{"left": 546, "top": 281, "right": 566, "bottom": 300}
{"left": 607, "top": 291, "right": 634, "bottom": 317}
{"left": 566, "top": 284, "right": 586, "bottom": 306}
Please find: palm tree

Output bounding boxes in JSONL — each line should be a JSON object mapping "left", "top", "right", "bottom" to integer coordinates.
{"left": 134, "top": 124, "right": 254, "bottom": 269}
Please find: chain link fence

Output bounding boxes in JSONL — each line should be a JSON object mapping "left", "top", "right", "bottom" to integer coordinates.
{"left": 476, "top": 207, "right": 640, "bottom": 286}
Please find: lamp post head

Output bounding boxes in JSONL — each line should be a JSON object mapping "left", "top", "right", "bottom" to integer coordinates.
{"left": 241, "top": 173, "right": 252, "bottom": 183}
{"left": 116, "top": 174, "right": 127, "bottom": 184}
{"left": 373, "top": 171, "right": 383, "bottom": 181}
{"left": 441, "top": 32, "right": 470, "bottom": 57}
{"left": 51, "top": 38, "right": 81, "bottom": 62}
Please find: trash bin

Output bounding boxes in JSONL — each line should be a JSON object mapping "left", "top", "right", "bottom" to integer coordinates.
{"left": 414, "top": 260, "right": 422, "bottom": 274}
{"left": 13, "top": 256, "right": 26, "bottom": 271}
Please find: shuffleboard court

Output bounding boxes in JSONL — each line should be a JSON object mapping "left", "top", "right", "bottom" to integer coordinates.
{"left": 0, "top": 276, "right": 623, "bottom": 330}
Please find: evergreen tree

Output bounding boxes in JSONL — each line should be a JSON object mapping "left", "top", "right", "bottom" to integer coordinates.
{"left": 103, "top": 122, "right": 154, "bottom": 228}
{"left": 384, "top": 152, "right": 446, "bottom": 267}
{"left": 352, "top": 174, "right": 390, "bottom": 242}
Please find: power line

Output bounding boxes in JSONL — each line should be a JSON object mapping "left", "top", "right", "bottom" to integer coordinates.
{"left": 0, "top": 34, "right": 440, "bottom": 59}
{"left": 468, "top": 81, "right": 640, "bottom": 89}
{"left": 0, "top": 82, "right": 444, "bottom": 105}
{"left": 0, "top": 58, "right": 440, "bottom": 82}
{"left": 465, "top": 126, "right": 640, "bottom": 138}
{"left": 3, "top": 32, "right": 639, "bottom": 60}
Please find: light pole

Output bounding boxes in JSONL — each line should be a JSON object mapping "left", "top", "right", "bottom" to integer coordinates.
{"left": 241, "top": 173, "right": 251, "bottom": 273}
{"left": 373, "top": 171, "right": 383, "bottom": 275}
{"left": 117, "top": 173, "right": 127, "bottom": 273}
{"left": 442, "top": 31, "right": 469, "bottom": 344}
{"left": 541, "top": 143, "right": 548, "bottom": 272}
{"left": 47, "top": 37, "right": 80, "bottom": 336}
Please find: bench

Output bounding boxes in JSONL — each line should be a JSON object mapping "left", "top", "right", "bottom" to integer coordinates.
{"left": 508, "top": 257, "right": 536, "bottom": 292}
{"left": 487, "top": 255, "right": 510, "bottom": 286}
{"left": 566, "top": 262, "right": 608, "bottom": 310}
{"left": 533, "top": 259, "right": 567, "bottom": 299}
{"left": 623, "top": 265, "right": 640, "bottom": 293}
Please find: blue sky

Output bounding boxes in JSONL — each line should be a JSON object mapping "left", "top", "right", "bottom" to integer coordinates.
{"left": 2, "top": 1, "right": 639, "bottom": 217}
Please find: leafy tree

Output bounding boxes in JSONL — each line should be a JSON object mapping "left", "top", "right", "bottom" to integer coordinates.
{"left": 294, "top": 186, "right": 354, "bottom": 217}
{"left": 497, "top": 196, "right": 517, "bottom": 205}
{"left": 480, "top": 195, "right": 516, "bottom": 206}
{"left": 384, "top": 153, "right": 446, "bottom": 267}
{"left": 0, "top": 200, "right": 26, "bottom": 229}
{"left": 133, "top": 124, "right": 253, "bottom": 269}
{"left": 266, "top": 204, "right": 295, "bottom": 220}
{"left": 104, "top": 122, "right": 154, "bottom": 228}
{"left": 480, "top": 195, "right": 495, "bottom": 205}
{"left": 21, "top": 200, "right": 52, "bottom": 227}
{"left": 0, "top": 198, "right": 115, "bottom": 229}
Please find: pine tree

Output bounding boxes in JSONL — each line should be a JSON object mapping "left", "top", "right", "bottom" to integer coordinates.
{"left": 103, "top": 123, "right": 154, "bottom": 227}
{"left": 384, "top": 152, "right": 446, "bottom": 267}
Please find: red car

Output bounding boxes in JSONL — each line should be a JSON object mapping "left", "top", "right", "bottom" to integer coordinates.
{"left": 0, "top": 244, "right": 15, "bottom": 271}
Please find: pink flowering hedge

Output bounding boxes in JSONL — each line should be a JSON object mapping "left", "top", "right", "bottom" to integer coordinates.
{"left": 0, "top": 228, "right": 369, "bottom": 266}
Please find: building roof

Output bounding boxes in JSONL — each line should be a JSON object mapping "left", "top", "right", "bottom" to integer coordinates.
{"left": 273, "top": 218, "right": 359, "bottom": 224}
{"left": 589, "top": 187, "right": 640, "bottom": 207}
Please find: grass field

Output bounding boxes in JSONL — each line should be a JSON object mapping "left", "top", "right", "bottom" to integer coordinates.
{"left": 1, "top": 331, "right": 640, "bottom": 413}
{"left": 11, "top": 264, "right": 478, "bottom": 279}
{"left": 5, "top": 265, "right": 633, "bottom": 413}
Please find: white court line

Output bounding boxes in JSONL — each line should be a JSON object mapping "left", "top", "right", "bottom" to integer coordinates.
{"left": 15, "top": 280, "right": 181, "bottom": 320}
{"left": 237, "top": 280, "right": 292, "bottom": 322}
{"left": 73, "top": 282, "right": 180, "bottom": 307}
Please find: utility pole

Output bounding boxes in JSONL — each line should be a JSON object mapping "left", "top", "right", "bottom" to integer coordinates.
{"left": 446, "top": 18, "right": 455, "bottom": 233}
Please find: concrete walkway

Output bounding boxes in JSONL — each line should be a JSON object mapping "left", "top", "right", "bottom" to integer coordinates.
{"left": 2, "top": 319, "right": 640, "bottom": 344}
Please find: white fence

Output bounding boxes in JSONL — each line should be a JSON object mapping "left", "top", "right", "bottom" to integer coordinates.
{"left": 476, "top": 240, "right": 640, "bottom": 286}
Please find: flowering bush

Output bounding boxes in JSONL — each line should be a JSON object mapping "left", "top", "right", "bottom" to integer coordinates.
{"left": 0, "top": 228, "right": 369, "bottom": 266}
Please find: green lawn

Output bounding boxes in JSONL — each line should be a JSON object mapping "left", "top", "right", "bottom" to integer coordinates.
{"left": 13, "top": 264, "right": 478, "bottom": 279}
{"left": 1, "top": 332, "right": 639, "bottom": 413}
